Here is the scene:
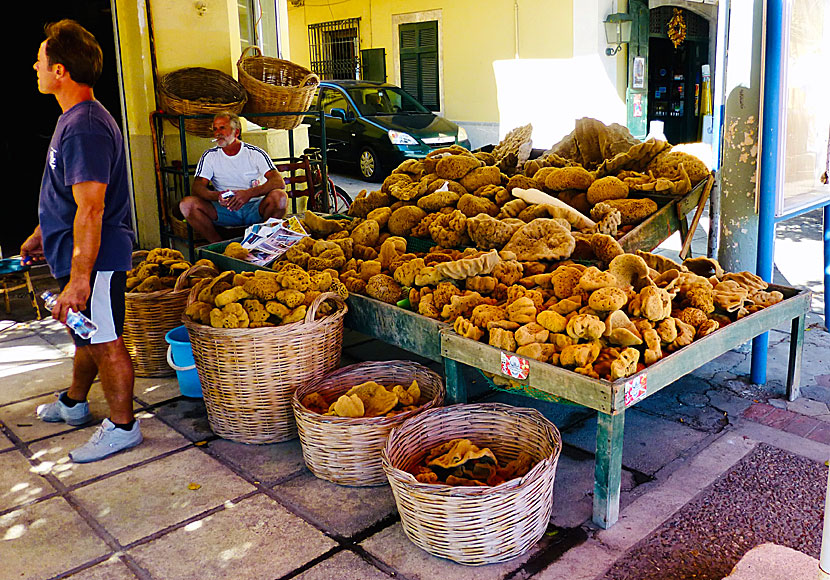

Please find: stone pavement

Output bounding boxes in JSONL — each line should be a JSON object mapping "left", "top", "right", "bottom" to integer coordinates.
{"left": 1, "top": 204, "right": 829, "bottom": 579}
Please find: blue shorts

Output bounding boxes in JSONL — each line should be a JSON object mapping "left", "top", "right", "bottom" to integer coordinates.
{"left": 57, "top": 271, "right": 126, "bottom": 347}
{"left": 211, "top": 197, "right": 263, "bottom": 227}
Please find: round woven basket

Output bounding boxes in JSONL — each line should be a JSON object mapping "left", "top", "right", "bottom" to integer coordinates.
{"left": 184, "top": 291, "right": 347, "bottom": 444}
{"left": 382, "top": 403, "right": 562, "bottom": 566}
{"left": 123, "top": 255, "right": 218, "bottom": 378}
{"left": 159, "top": 67, "right": 248, "bottom": 137}
{"left": 237, "top": 47, "right": 319, "bottom": 130}
{"left": 293, "top": 360, "right": 445, "bottom": 486}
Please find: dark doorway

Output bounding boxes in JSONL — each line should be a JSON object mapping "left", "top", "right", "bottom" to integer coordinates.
{"left": 2, "top": 1, "right": 122, "bottom": 258}
{"left": 646, "top": 7, "right": 710, "bottom": 145}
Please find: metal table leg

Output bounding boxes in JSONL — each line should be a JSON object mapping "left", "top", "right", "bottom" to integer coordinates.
{"left": 787, "top": 313, "right": 806, "bottom": 401}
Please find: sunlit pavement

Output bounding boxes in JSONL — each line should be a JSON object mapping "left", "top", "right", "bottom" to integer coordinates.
{"left": 0, "top": 199, "right": 828, "bottom": 579}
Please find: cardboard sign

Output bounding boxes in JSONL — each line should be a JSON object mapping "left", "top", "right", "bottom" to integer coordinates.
{"left": 624, "top": 374, "right": 648, "bottom": 406}
{"left": 500, "top": 352, "right": 530, "bottom": 380}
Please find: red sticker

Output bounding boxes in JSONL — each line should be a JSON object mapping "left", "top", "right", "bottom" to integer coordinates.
{"left": 624, "top": 374, "right": 648, "bottom": 406}
{"left": 500, "top": 352, "right": 530, "bottom": 380}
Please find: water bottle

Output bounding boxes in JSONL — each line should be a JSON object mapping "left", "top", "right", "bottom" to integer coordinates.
{"left": 40, "top": 291, "right": 98, "bottom": 339}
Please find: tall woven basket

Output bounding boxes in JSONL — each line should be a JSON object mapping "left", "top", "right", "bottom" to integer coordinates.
{"left": 237, "top": 46, "right": 319, "bottom": 130}
{"left": 184, "top": 291, "right": 347, "bottom": 444}
{"left": 123, "top": 257, "right": 218, "bottom": 378}
{"left": 382, "top": 403, "right": 562, "bottom": 566}
{"left": 159, "top": 67, "right": 248, "bottom": 137}
{"left": 293, "top": 360, "right": 445, "bottom": 486}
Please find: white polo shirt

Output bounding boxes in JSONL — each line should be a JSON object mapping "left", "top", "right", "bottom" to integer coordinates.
{"left": 194, "top": 142, "right": 276, "bottom": 195}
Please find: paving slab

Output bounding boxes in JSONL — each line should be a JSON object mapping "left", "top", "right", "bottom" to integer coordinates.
{"left": 361, "top": 522, "right": 535, "bottom": 580}
{"left": 550, "top": 453, "right": 630, "bottom": 529}
{"left": 0, "top": 496, "right": 111, "bottom": 580}
{"left": 0, "top": 429, "right": 12, "bottom": 452}
{"left": 152, "top": 397, "right": 213, "bottom": 442}
{"left": 271, "top": 471, "right": 398, "bottom": 538}
{"left": 724, "top": 543, "right": 821, "bottom": 580}
{"left": 295, "top": 549, "right": 393, "bottom": 580}
{"left": 0, "top": 388, "right": 140, "bottom": 443}
{"left": 0, "top": 318, "right": 66, "bottom": 344}
{"left": 0, "top": 449, "right": 55, "bottom": 512}
{"left": 0, "top": 333, "right": 68, "bottom": 364}
{"left": 71, "top": 447, "right": 255, "bottom": 546}
{"left": 133, "top": 375, "right": 183, "bottom": 406}
{"left": 64, "top": 555, "right": 139, "bottom": 580}
{"left": 208, "top": 437, "right": 306, "bottom": 486}
{"left": 27, "top": 412, "right": 191, "bottom": 488}
{"left": 128, "top": 493, "right": 337, "bottom": 580}
{"left": 561, "top": 408, "right": 709, "bottom": 476}
{"left": 0, "top": 359, "right": 74, "bottom": 406}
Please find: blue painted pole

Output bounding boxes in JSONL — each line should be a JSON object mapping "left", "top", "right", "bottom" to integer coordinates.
{"left": 825, "top": 204, "right": 829, "bottom": 328}
{"left": 751, "top": 0, "right": 785, "bottom": 385}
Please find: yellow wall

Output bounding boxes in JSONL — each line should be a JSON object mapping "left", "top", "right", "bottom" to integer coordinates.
{"left": 286, "top": 0, "right": 573, "bottom": 123}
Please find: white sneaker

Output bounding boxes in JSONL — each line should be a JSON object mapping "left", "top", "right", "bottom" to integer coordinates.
{"left": 69, "top": 418, "right": 142, "bottom": 463}
{"left": 36, "top": 394, "right": 92, "bottom": 426}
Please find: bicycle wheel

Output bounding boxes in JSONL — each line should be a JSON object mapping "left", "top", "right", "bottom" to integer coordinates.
{"left": 309, "top": 183, "right": 352, "bottom": 214}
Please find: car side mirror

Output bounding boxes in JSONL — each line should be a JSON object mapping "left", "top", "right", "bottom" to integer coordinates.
{"left": 330, "top": 108, "right": 348, "bottom": 121}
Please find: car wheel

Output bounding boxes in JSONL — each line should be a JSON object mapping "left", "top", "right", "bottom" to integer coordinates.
{"left": 358, "top": 147, "right": 383, "bottom": 181}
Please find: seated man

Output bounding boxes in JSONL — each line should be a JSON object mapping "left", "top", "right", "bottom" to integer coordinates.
{"left": 179, "top": 111, "right": 287, "bottom": 243}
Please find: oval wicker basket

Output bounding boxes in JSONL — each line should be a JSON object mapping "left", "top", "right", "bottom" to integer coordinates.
{"left": 382, "top": 403, "right": 562, "bottom": 566}
{"left": 237, "top": 47, "right": 319, "bottom": 130}
{"left": 184, "top": 291, "right": 347, "bottom": 444}
{"left": 293, "top": 360, "right": 445, "bottom": 486}
{"left": 159, "top": 67, "right": 248, "bottom": 137}
{"left": 123, "top": 255, "right": 218, "bottom": 378}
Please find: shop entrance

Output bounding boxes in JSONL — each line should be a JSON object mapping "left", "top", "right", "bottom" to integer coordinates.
{"left": 646, "top": 6, "right": 711, "bottom": 145}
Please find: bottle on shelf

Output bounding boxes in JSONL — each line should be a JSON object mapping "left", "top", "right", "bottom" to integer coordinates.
{"left": 40, "top": 291, "right": 98, "bottom": 339}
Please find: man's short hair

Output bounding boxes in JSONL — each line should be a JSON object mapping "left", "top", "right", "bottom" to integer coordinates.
{"left": 214, "top": 112, "right": 242, "bottom": 137}
{"left": 44, "top": 20, "right": 103, "bottom": 87}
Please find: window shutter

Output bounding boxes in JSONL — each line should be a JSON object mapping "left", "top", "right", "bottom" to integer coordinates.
{"left": 399, "top": 21, "right": 440, "bottom": 111}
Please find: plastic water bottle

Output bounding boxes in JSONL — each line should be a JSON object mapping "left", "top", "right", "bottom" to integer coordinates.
{"left": 40, "top": 291, "right": 98, "bottom": 339}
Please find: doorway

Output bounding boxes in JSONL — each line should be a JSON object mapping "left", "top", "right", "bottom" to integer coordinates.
{"left": 1, "top": 1, "right": 121, "bottom": 257}
{"left": 646, "top": 7, "right": 711, "bottom": 145}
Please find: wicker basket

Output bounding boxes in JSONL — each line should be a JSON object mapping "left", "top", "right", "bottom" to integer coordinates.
{"left": 237, "top": 47, "right": 319, "bottom": 130}
{"left": 123, "top": 255, "right": 218, "bottom": 378}
{"left": 293, "top": 360, "right": 445, "bottom": 486}
{"left": 382, "top": 403, "right": 562, "bottom": 565}
{"left": 159, "top": 67, "right": 248, "bottom": 137}
{"left": 184, "top": 291, "right": 347, "bottom": 444}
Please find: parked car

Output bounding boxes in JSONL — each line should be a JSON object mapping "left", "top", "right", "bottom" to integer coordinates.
{"left": 306, "top": 80, "right": 471, "bottom": 181}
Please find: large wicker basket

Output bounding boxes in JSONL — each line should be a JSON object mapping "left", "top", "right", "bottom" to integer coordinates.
{"left": 382, "top": 403, "right": 562, "bottom": 565}
{"left": 123, "top": 256, "right": 218, "bottom": 378}
{"left": 237, "top": 47, "right": 319, "bottom": 130}
{"left": 293, "top": 360, "right": 445, "bottom": 486}
{"left": 184, "top": 291, "right": 347, "bottom": 444}
{"left": 159, "top": 67, "right": 248, "bottom": 137}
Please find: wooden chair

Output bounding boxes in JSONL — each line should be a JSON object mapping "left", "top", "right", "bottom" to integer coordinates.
{"left": 0, "top": 259, "right": 42, "bottom": 319}
{"left": 274, "top": 156, "right": 316, "bottom": 214}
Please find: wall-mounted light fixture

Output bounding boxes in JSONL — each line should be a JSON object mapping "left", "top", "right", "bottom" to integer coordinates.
{"left": 603, "top": 12, "right": 633, "bottom": 56}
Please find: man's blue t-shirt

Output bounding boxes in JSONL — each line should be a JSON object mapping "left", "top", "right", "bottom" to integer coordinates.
{"left": 39, "top": 100, "right": 134, "bottom": 279}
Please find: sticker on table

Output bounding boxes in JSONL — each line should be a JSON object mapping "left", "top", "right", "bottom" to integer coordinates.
{"left": 624, "top": 374, "right": 648, "bottom": 406}
{"left": 500, "top": 352, "right": 530, "bottom": 380}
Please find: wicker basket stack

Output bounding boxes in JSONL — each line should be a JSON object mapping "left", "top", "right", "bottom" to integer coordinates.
{"left": 123, "top": 255, "right": 217, "bottom": 378}
{"left": 184, "top": 291, "right": 347, "bottom": 444}
{"left": 382, "top": 403, "right": 562, "bottom": 565}
{"left": 159, "top": 67, "right": 248, "bottom": 137}
{"left": 237, "top": 47, "right": 319, "bottom": 130}
{"left": 293, "top": 360, "right": 445, "bottom": 486}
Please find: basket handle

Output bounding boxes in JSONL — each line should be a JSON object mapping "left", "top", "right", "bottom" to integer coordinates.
{"left": 167, "top": 345, "right": 196, "bottom": 372}
{"left": 173, "top": 263, "right": 220, "bottom": 292}
{"left": 299, "top": 73, "right": 320, "bottom": 88}
{"left": 304, "top": 291, "right": 347, "bottom": 323}
{"left": 238, "top": 45, "right": 262, "bottom": 64}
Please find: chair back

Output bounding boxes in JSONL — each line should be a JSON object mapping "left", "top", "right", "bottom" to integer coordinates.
{"left": 274, "top": 156, "right": 315, "bottom": 200}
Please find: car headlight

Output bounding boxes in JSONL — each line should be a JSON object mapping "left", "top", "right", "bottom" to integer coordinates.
{"left": 457, "top": 127, "right": 468, "bottom": 142}
{"left": 388, "top": 130, "right": 418, "bottom": 146}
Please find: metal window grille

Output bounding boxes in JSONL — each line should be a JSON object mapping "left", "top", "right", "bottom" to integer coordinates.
{"left": 649, "top": 7, "right": 709, "bottom": 40}
{"left": 308, "top": 18, "right": 361, "bottom": 80}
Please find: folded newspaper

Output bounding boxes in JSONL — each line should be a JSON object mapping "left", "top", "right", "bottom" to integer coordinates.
{"left": 239, "top": 216, "right": 308, "bottom": 266}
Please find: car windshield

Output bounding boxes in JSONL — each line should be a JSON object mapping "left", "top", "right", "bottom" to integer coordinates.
{"left": 348, "top": 87, "right": 430, "bottom": 116}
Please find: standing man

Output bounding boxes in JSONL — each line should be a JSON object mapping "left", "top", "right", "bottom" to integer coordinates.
{"left": 22, "top": 20, "right": 141, "bottom": 463}
{"left": 179, "top": 112, "right": 288, "bottom": 243}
